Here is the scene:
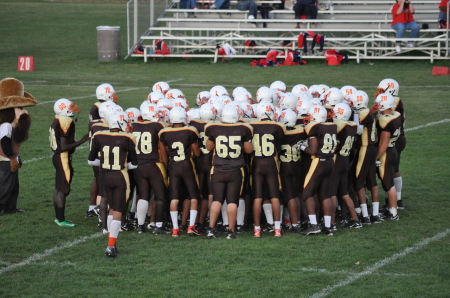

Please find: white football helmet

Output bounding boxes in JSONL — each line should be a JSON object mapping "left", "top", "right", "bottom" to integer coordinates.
{"left": 172, "top": 98, "right": 189, "bottom": 111}
{"left": 165, "top": 88, "right": 185, "bottom": 100}
{"left": 212, "top": 99, "right": 225, "bottom": 117}
{"left": 271, "top": 89, "right": 284, "bottom": 107}
{"left": 293, "top": 91, "right": 312, "bottom": 102}
{"left": 256, "top": 86, "right": 273, "bottom": 103}
{"left": 158, "top": 107, "right": 170, "bottom": 124}
{"left": 322, "top": 87, "right": 343, "bottom": 107}
{"left": 157, "top": 98, "right": 173, "bottom": 110}
{"left": 199, "top": 103, "right": 217, "bottom": 121}
{"left": 108, "top": 111, "right": 132, "bottom": 132}
{"left": 256, "top": 102, "right": 275, "bottom": 121}
{"left": 318, "top": 84, "right": 329, "bottom": 96}
{"left": 274, "top": 107, "right": 282, "bottom": 122}
{"left": 307, "top": 105, "right": 328, "bottom": 124}
{"left": 152, "top": 81, "right": 170, "bottom": 95}
{"left": 96, "top": 83, "right": 118, "bottom": 103}
{"left": 234, "top": 90, "right": 253, "bottom": 103}
{"left": 308, "top": 85, "right": 322, "bottom": 98}
{"left": 292, "top": 84, "right": 309, "bottom": 94}
{"left": 219, "top": 95, "right": 232, "bottom": 106}
{"left": 333, "top": 103, "right": 352, "bottom": 121}
{"left": 296, "top": 99, "right": 313, "bottom": 116}
{"left": 376, "top": 78, "right": 399, "bottom": 97}
{"left": 279, "top": 92, "right": 297, "bottom": 110}
{"left": 374, "top": 93, "right": 395, "bottom": 112}
{"left": 240, "top": 102, "right": 255, "bottom": 118}
{"left": 99, "top": 101, "right": 117, "bottom": 119}
{"left": 340, "top": 85, "right": 357, "bottom": 103}
{"left": 232, "top": 87, "right": 247, "bottom": 99}
{"left": 349, "top": 90, "right": 369, "bottom": 109}
{"left": 270, "top": 80, "right": 287, "bottom": 93}
{"left": 196, "top": 91, "right": 211, "bottom": 106}
{"left": 187, "top": 108, "right": 200, "bottom": 124}
{"left": 310, "top": 98, "right": 323, "bottom": 106}
{"left": 169, "top": 106, "right": 187, "bottom": 125}
{"left": 54, "top": 98, "right": 79, "bottom": 117}
{"left": 229, "top": 101, "right": 245, "bottom": 119}
{"left": 210, "top": 85, "right": 229, "bottom": 97}
{"left": 221, "top": 104, "right": 239, "bottom": 124}
{"left": 140, "top": 103, "right": 160, "bottom": 122}
{"left": 279, "top": 108, "right": 297, "bottom": 127}
{"left": 125, "top": 107, "right": 141, "bottom": 122}
{"left": 147, "top": 91, "right": 165, "bottom": 104}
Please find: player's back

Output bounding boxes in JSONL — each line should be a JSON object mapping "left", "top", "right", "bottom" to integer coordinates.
{"left": 132, "top": 120, "right": 166, "bottom": 163}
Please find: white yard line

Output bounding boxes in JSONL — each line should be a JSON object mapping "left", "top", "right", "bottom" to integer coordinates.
{"left": 298, "top": 267, "right": 420, "bottom": 277}
{"left": 0, "top": 233, "right": 102, "bottom": 275}
{"left": 404, "top": 119, "right": 450, "bottom": 132}
{"left": 308, "top": 229, "right": 450, "bottom": 298}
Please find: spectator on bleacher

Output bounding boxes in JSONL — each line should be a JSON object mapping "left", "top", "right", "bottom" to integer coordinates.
{"left": 209, "top": 0, "right": 230, "bottom": 9}
{"left": 391, "top": 0, "right": 420, "bottom": 53}
{"left": 438, "top": 0, "right": 449, "bottom": 28}
{"left": 236, "top": 0, "right": 259, "bottom": 27}
{"left": 180, "top": 0, "right": 198, "bottom": 17}
{"left": 294, "top": 0, "right": 318, "bottom": 28}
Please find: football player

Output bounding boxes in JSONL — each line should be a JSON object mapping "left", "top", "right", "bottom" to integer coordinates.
{"left": 250, "top": 102, "right": 286, "bottom": 237}
{"left": 204, "top": 104, "right": 253, "bottom": 239}
{"left": 88, "top": 110, "right": 138, "bottom": 258}
{"left": 152, "top": 81, "right": 170, "bottom": 96}
{"left": 298, "top": 105, "right": 337, "bottom": 236}
{"left": 158, "top": 107, "right": 201, "bottom": 237}
{"left": 50, "top": 99, "right": 89, "bottom": 227}
{"left": 373, "top": 93, "right": 402, "bottom": 220}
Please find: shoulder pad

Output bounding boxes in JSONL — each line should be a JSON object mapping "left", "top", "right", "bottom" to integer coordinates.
{"left": 58, "top": 116, "right": 73, "bottom": 134}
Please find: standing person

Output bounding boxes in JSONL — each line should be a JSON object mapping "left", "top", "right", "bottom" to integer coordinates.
{"left": 0, "top": 78, "right": 37, "bottom": 215}
{"left": 88, "top": 110, "right": 138, "bottom": 258}
{"left": 438, "top": 0, "right": 449, "bottom": 28}
{"left": 158, "top": 107, "right": 201, "bottom": 237}
{"left": 373, "top": 94, "right": 402, "bottom": 221}
{"left": 204, "top": 104, "right": 253, "bottom": 239}
{"left": 50, "top": 98, "right": 89, "bottom": 227}
{"left": 391, "top": 0, "right": 420, "bottom": 52}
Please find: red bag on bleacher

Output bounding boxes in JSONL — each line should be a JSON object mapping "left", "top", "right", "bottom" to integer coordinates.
{"left": 155, "top": 40, "right": 170, "bottom": 55}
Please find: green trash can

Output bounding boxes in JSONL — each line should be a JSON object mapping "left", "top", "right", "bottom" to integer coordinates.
{"left": 96, "top": 26, "right": 121, "bottom": 62}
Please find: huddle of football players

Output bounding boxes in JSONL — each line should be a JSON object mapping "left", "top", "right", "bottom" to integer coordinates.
{"left": 51, "top": 79, "right": 405, "bottom": 257}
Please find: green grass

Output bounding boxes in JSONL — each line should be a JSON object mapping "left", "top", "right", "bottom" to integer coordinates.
{"left": 1, "top": 1, "right": 450, "bottom": 298}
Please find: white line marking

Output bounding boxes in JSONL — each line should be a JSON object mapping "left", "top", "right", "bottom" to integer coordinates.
{"left": 0, "top": 261, "right": 12, "bottom": 266}
{"left": 308, "top": 229, "right": 450, "bottom": 298}
{"left": 32, "top": 261, "right": 76, "bottom": 267}
{"left": 0, "top": 233, "right": 102, "bottom": 275}
{"left": 404, "top": 119, "right": 450, "bottom": 132}
{"left": 298, "top": 267, "right": 420, "bottom": 277}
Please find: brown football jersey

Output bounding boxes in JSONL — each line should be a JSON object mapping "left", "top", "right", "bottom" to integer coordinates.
{"left": 158, "top": 126, "right": 199, "bottom": 162}
{"left": 132, "top": 121, "right": 167, "bottom": 164}
{"left": 356, "top": 108, "right": 377, "bottom": 147}
{"left": 89, "top": 102, "right": 102, "bottom": 121}
{"left": 250, "top": 120, "right": 286, "bottom": 159}
{"left": 190, "top": 119, "right": 212, "bottom": 156}
{"left": 304, "top": 122, "right": 338, "bottom": 159}
{"left": 393, "top": 97, "right": 405, "bottom": 134}
{"left": 377, "top": 111, "right": 402, "bottom": 147}
{"left": 279, "top": 125, "right": 306, "bottom": 163}
{"left": 334, "top": 120, "right": 357, "bottom": 157}
{"left": 205, "top": 122, "right": 253, "bottom": 171}
{"left": 89, "top": 131, "right": 137, "bottom": 172}
{"left": 49, "top": 116, "right": 76, "bottom": 154}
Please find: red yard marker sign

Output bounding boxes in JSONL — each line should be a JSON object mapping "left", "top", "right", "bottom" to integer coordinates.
{"left": 17, "top": 56, "right": 35, "bottom": 71}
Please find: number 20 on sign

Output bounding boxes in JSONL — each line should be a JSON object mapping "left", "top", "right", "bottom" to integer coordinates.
{"left": 17, "top": 56, "right": 35, "bottom": 71}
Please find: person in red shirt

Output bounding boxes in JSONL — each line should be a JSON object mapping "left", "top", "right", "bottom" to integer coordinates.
{"left": 391, "top": 0, "right": 420, "bottom": 52}
{"left": 438, "top": 0, "right": 449, "bottom": 28}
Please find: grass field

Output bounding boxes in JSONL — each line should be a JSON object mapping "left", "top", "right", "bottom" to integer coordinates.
{"left": 1, "top": 1, "right": 450, "bottom": 297}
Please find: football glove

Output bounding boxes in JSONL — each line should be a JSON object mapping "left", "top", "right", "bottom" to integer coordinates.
{"left": 357, "top": 125, "right": 364, "bottom": 135}
{"left": 127, "top": 162, "right": 138, "bottom": 170}
{"left": 295, "top": 139, "right": 309, "bottom": 151}
{"left": 375, "top": 160, "right": 381, "bottom": 167}
{"left": 88, "top": 159, "right": 100, "bottom": 166}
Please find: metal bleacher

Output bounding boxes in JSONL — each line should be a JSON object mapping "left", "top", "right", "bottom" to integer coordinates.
{"left": 127, "top": 0, "right": 450, "bottom": 63}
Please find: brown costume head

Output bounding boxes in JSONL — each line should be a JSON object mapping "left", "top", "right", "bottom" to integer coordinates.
{"left": 0, "top": 78, "right": 38, "bottom": 144}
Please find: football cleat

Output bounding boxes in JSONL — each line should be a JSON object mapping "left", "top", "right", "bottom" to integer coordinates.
{"left": 147, "top": 222, "right": 156, "bottom": 230}
{"left": 153, "top": 226, "right": 172, "bottom": 235}
{"left": 120, "top": 222, "right": 135, "bottom": 232}
{"left": 172, "top": 228, "right": 180, "bottom": 237}
{"left": 105, "top": 246, "right": 118, "bottom": 258}
{"left": 361, "top": 217, "right": 371, "bottom": 225}
{"left": 54, "top": 219, "right": 76, "bottom": 228}
{"left": 383, "top": 212, "right": 399, "bottom": 221}
{"left": 192, "top": 224, "right": 206, "bottom": 236}
{"left": 274, "top": 228, "right": 283, "bottom": 237}
{"left": 145, "top": 215, "right": 151, "bottom": 224}
{"left": 397, "top": 200, "right": 405, "bottom": 209}
{"left": 85, "top": 209, "right": 97, "bottom": 218}
{"left": 370, "top": 215, "right": 383, "bottom": 223}
{"left": 301, "top": 224, "right": 321, "bottom": 235}
{"left": 179, "top": 225, "right": 188, "bottom": 231}
{"left": 346, "top": 220, "right": 363, "bottom": 229}
{"left": 322, "top": 227, "right": 334, "bottom": 236}
{"left": 300, "top": 220, "right": 310, "bottom": 231}
{"left": 101, "top": 228, "right": 108, "bottom": 234}
{"left": 187, "top": 225, "right": 196, "bottom": 235}
{"left": 331, "top": 223, "right": 337, "bottom": 231}
{"left": 263, "top": 224, "right": 274, "bottom": 233}
{"left": 137, "top": 225, "right": 146, "bottom": 234}
{"left": 253, "top": 228, "right": 262, "bottom": 238}
{"left": 93, "top": 206, "right": 100, "bottom": 217}
{"left": 226, "top": 231, "right": 239, "bottom": 239}
{"left": 207, "top": 227, "right": 218, "bottom": 239}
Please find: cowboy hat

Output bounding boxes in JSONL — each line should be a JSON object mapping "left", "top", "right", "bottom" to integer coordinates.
{"left": 0, "top": 78, "right": 38, "bottom": 110}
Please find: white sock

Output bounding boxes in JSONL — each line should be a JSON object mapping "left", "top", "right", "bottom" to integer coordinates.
{"left": 283, "top": 206, "right": 290, "bottom": 221}
{"left": 237, "top": 199, "right": 245, "bottom": 226}
{"left": 324, "top": 215, "right": 331, "bottom": 228}
{"left": 355, "top": 207, "right": 361, "bottom": 214}
{"left": 263, "top": 203, "right": 273, "bottom": 224}
{"left": 107, "top": 215, "right": 113, "bottom": 231}
{"left": 394, "top": 177, "right": 402, "bottom": 201}
{"left": 274, "top": 221, "right": 281, "bottom": 230}
{"left": 189, "top": 210, "right": 198, "bottom": 226}
{"left": 156, "top": 222, "right": 162, "bottom": 228}
{"left": 279, "top": 207, "right": 283, "bottom": 223}
{"left": 88, "top": 205, "right": 95, "bottom": 211}
{"left": 130, "top": 190, "right": 137, "bottom": 213}
{"left": 221, "top": 201, "right": 229, "bottom": 225}
{"left": 109, "top": 220, "right": 121, "bottom": 239}
{"left": 308, "top": 215, "right": 317, "bottom": 225}
{"left": 372, "top": 202, "right": 379, "bottom": 216}
{"left": 136, "top": 199, "right": 149, "bottom": 226}
{"left": 170, "top": 211, "right": 179, "bottom": 229}
{"left": 254, "top": 226, "right": 261, "bottom": 230}
{"left": 360, "top": 204, "right": 369, "bottom": 218}
{"left": 389, "top": 207, "right": 397, "bottom": 216}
